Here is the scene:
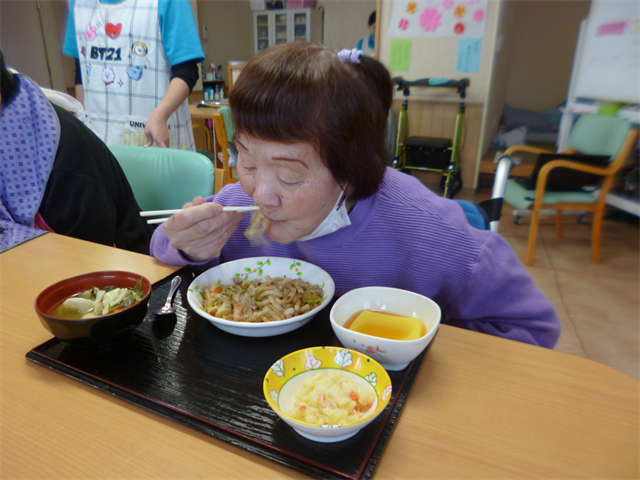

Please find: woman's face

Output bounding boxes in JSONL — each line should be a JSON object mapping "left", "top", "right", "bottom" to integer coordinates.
{"left": 236, "top": 135, "right": 343, "bottom": 244}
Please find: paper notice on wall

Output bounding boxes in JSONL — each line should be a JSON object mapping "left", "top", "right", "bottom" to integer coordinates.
{"left": 388, "top": 0, "right": 488, "bottom": 38}
{"left": 389, "top": 39, "right": 412, "bottom": 72}
{"left": 455, "top": 38, "right": 481, "bottom": 73}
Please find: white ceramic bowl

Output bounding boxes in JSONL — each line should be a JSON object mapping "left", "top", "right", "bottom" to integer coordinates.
{"left": 330, "top": 287, "right": 441, "bottom": 371}
{"left": 263, "top": 346, "right": 392, "bottom": 443}
{"left": 187, "top": 257, "right": 335, "bottom": 337}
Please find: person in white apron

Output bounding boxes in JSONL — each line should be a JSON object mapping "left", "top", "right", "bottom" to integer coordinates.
{"left": 63, "top": 0, "right": 204, "bottom": 150}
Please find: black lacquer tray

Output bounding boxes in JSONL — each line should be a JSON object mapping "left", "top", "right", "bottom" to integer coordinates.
{"left": 27, "top": 266, "right": 431, "bottom": 480}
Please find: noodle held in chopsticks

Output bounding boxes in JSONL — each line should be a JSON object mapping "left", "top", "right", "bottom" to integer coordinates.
{"left": 201, "top": 276, "right": 324, "bottom": 322}
{"left": 244, "top": 210, "right": 270, "bottom": 245}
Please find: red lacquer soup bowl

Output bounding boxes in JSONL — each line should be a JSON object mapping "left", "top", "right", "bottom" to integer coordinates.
{"left": 34, "top": 271, "right": 152, "bottom": 344}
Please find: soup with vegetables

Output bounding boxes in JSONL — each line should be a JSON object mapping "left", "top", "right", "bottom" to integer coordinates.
{"left": 49, "top": 278, "right": 145, "bottom": 320}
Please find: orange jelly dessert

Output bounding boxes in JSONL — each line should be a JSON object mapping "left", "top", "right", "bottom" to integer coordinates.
{"left": 344, "top": 310, "right": 426, "bottom": 341}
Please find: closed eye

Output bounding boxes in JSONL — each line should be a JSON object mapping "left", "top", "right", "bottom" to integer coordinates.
{"left": 278, "top": 177, "right": 299, "bottom": 185}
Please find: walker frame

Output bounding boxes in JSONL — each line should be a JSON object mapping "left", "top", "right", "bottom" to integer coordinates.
{"left": 392, "top": 77, "right": 469, "bottom": 199}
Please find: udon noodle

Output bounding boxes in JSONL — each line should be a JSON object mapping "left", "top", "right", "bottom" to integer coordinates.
{"left": 201, "top": 276, "right": 323, "bottom": 322}
{"left": 244, "top": 211, "right": 270, "bottom": 245}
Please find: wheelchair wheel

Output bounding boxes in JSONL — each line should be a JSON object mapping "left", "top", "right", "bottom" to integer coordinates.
{"left": 440, "top": 171, "right": 462, "bottom": 198}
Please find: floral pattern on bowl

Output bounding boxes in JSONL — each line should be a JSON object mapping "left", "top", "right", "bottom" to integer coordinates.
{"left": 191, "top": 258, "right": 325, "bottom": 301}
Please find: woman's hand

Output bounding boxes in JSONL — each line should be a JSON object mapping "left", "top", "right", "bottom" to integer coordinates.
{"left": 144, "top": 109, "right": 170, "bottom": 148}
{"left": 143, "top": 77, "right": 190, "bottom": 148}
{"left": 163, "top": 197, "right": 244, "bottom": 261}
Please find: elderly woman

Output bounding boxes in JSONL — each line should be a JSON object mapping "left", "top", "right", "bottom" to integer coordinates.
{"left": 151, "top": 42, "right": 560, "bottom": 348}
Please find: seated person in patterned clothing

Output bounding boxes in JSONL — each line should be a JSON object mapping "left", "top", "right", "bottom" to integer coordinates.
{"left": 149, "top": 43, "right": 561, "bottom": 349}
{"left": 0, "top": 51, "right": 153, "bottom": 254}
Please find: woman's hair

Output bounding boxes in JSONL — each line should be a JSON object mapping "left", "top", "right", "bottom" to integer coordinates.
{"left": 0, "top": 50, "right": 19, "bottom": 107}
{"left": 230, "top": 42, "right": 393, "bottom": 201}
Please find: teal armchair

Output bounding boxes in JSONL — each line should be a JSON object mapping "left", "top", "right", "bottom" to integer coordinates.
{"left": 109, "top": 146, "right": 215, "bottom": 212}
{"left": 501, "top": 114, "right": 638, "bottom": 265}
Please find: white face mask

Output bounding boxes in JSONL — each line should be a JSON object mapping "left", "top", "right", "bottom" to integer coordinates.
{"left": 297, "top": 186, "right": 351, "bottom": 242}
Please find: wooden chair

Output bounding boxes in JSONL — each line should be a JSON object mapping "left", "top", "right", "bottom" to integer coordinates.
{"left": 228, "top": 64, "right": 245, "bottom": 92}
{"left": 212, "top": 110, "right": 239, "bottom": 194}
{"left": 502, "top": 114, "right": 638, "bottom": 265}
{"left": 193, "top": 122, "right": 232, "bottom": 194}
{"left": 192, "top": 123, "right": 213, "bottom": 153}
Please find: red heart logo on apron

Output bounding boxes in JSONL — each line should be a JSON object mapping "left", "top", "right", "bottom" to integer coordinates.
{"left": 105, "top": 23, "right": 122, "bottom": 39}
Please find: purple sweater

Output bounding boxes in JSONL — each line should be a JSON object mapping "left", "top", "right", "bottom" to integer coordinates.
{"left": 151, "top": 168, "right": 560, "bottom": 348}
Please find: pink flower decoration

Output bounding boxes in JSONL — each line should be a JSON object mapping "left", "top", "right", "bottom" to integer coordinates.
{"left": 419, "top": 8, "right": 442, "bottom": 32}
{"left": 304, "top": 355, "right": 321, "bottom": 370}
{"left": 443, "top": 0, "right": 454, "bottom": 9}
{"left": 398, "top": 18, "right": 409, "bottom": 30}
{"left": 454, "top": 5, "right": 466, "bottom": 18}
{"left": 365, "top": 345, "right": 387, "bottom": 354}
{"left": 406, "top": 2, "right": 417, "bottom": 14}
{"left": 382, "top": 385, "right": 393, "bottom": 401}
{"left": 472, "top": 8, "right": 484, "bottom": 22}
{"left": 454, "top": 22, "right": 465, "bottom": 35}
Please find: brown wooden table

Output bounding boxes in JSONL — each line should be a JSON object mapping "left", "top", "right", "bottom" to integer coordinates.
{"left": 2, "top": 233, "right": 638, "bottom": 479}
{"left": 189, "top": 103, "right": 221, "bottom": 121}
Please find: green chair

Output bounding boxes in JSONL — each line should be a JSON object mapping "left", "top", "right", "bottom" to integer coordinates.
{"left": 109, "top": 145, "right": 215, "bottom": 212}
{"left": 501, "top": 114, "right": 638, "bottom": 265}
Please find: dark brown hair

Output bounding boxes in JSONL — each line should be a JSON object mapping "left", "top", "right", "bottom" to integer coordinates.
{"left": 230, "top": 42, "right": 393, "bottom": 201}
{"left": 0, "top": 50, "right": 18, "bottom": 106}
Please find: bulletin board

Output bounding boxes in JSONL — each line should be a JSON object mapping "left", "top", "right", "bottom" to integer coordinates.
{"left": 387, "top": 0, "right": 488, "bottom": 38}
{"left": 572, "top": 0, "right": 640, "bottom": 103}
{"left": 382, "top": 0, "right": 496, "bottom": 102}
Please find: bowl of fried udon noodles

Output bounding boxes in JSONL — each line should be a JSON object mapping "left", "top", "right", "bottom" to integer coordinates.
{"left": 187, "top": 257, "right": 335, "bottom": 337}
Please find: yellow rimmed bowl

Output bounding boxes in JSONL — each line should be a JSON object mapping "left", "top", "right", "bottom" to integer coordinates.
{"left": 263, "top": 346, "right": 392, "bottom": 443}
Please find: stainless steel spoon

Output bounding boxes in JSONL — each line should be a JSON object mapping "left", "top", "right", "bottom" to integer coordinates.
{"left": 154, "top": 276, "right": 181, "bottom": 315}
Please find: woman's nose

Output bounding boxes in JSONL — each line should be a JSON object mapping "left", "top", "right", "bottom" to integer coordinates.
{"left": 252, "top": 179, "right": 280, "bottom": 207}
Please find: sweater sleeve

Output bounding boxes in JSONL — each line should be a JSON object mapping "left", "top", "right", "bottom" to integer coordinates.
{"left": 149, "top": 222, "right": 219, "bottom": 268}
{"left": 149, "top": 184, "right": 254, "bottom": 266}
{"left": 443, "top": 233, "right": 561, "bottom": 348}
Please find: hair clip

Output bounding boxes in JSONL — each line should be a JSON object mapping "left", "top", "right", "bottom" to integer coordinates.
{"left": 337, "top": 48, "right": 362, "bottom": 64}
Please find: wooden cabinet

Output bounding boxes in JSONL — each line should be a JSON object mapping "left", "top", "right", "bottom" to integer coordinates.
{"left": 253, "top": 9, "right": 312, "bottom": 54}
